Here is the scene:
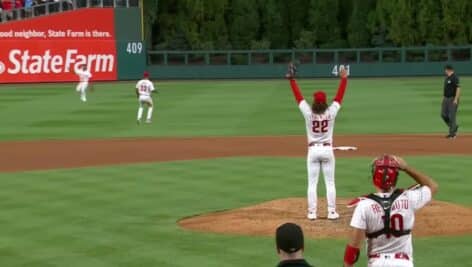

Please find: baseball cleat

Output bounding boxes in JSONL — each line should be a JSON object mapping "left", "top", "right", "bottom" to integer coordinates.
{"left": 327, "top": 211, "right": 340, "bottom": 220}
{"left": 145, "top": 119, "right": 152, "bottom": 124}
{"left": 137, "top": 119, "right": 141, "bottom": 125}
{"left": 307, "top": 212, "right": 317, "bottom": 220}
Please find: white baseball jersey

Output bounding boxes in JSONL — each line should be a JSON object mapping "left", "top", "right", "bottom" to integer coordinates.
{"left": 299, "top": 100, "right": 340, "bottom": 144}
{"left": 350, "top": 186, "right": 432, "bottom": 259}
{"left": 75, "top": 69, "right": 92, "bottom": 83}
{"left": 136, "top": 79, "right": 155, "bottom": 96}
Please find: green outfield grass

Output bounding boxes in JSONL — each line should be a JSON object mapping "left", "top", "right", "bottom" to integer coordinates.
{"left": 0, "top": 77, "right": 470, "bottom": 140}
{"left": 0, "top": 156, "right": 470, "bottom": 267}
{"left": 0, "top": 77, "right": 470, "bottom": 267}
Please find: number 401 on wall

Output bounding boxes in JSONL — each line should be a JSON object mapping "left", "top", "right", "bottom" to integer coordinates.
{"left": 331, "top": 64, "right": 350, "bottom": 76}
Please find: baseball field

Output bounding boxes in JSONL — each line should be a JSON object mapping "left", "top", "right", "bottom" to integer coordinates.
{"left": 0, "top": 77, "right": 471, "bottom": 266}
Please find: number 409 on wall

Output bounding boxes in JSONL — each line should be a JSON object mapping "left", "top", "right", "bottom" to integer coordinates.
{"left": 331, "top": 65, "right": 350, "bottom": 76}
{"left": 126, "top": 42, "right": 143, "bottom": 54}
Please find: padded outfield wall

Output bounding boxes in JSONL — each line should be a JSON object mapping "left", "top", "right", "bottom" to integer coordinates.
{"left": 147, "top": 47, "right": 472, "bottom": 79}
{"left": 0, "top": 7, "right": 145, "bottom": 83}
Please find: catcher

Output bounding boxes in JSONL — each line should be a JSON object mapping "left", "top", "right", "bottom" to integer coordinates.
{"left": 344, "top": 155, "right": 438, "bottom": 267}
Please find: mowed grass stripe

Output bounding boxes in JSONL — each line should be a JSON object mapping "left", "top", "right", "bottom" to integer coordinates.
{"left": 0, "top": 77, "right": 470, "bottom": 140}
{"left": 0, "top": 156, "right": 470, "bottom": 266}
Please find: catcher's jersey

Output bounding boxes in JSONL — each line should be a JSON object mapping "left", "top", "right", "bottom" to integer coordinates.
{"left": 298, "top": 100, "right": 340, "bottom": 144}
{"left": 75, "top": 69, "right": 92, "bottom": 83}
{"left": 350, "top": 186, "right": 432, "bottom": 259}
{"left": 136, "top": 79, "right": 155, "bottom": 96}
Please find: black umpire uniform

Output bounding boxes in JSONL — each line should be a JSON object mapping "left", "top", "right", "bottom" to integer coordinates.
{"left": 441, "top": 66, "right": 460, "bottom": 138}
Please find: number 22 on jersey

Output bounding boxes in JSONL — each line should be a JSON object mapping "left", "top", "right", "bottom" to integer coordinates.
{"left": 312, "top": 119, "right": 328, "bottom": 133}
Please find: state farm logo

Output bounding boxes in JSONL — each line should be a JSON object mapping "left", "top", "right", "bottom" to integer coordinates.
{"left": 1, "top": 49, "right": 115, "bottom": 75}
{"left": 0, "top": 61, "right": 5, "bottom": 74}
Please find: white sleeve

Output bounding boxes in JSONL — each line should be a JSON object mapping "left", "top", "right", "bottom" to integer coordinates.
{"left": 328, "top": 101, "right": 341, "bottom": 117}
{"left": 407, "top": 186, "right": 432, "bottom": 211}
{"left": 350, "top": 203, "right": 367, "bottom": 230}
{"left": 298, "top": 100, "right": 311, "bottom": 118}
{"left": 135, "top": 81, "right": 140, "bottom": 89}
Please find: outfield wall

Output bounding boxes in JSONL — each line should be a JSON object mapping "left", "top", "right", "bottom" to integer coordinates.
{"left": 148, "top": 47, "right": 472, "bottom": 79}
{"left": 0, "top": 8, "right": 145, "bottom": 83}
{"left": 148, "top": 62, "right": 472, "bottom": 79}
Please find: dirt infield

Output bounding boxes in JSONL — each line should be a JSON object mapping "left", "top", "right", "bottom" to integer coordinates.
{"left": 179, "top": 198, "right": 472, "bottom": 239}
{"left": 0, "top": 134, "right": 471, "bottom": 173}
{"left": 1, "top": 134, "right": 471, "bottom": 239}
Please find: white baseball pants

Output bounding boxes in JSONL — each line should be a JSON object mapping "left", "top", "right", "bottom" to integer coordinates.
{"left": 368, "top": 256, "right": 413, "bottom": 267}
{"left": 306, "top": 145, "right": 336, "bottom": 214}
{"left": 138, "top": 95, "right": 153, "bottom": 106}
{"left": 137, "top": 95, "right": 154, "bottom": 121}
{"left": 76, "top": 82, "right": 88, "bottom": 101}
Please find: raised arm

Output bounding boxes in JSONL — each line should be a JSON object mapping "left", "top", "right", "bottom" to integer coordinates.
{"left": 285, "top": 62, "right": 304, "bottom": 104}
{"left": 334, "top": 69, "right": 348, "bottom": 104}
{"left": 289, "top": 79, "right": 305, "bottom": 104}
{"left": 394, "top": 156, "right": 439, "bottom": 195}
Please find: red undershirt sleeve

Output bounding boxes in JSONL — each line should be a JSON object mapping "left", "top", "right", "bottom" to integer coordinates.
{"left": 289, "top": 79, "right": 304, "bottom": 104}
{"left": 333, "top": 77, "right": 348, "bottom": 104}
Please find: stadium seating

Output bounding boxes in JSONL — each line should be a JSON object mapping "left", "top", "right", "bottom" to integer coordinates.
{"left": 0, "top": 0, "right": 138, "bottom": 23}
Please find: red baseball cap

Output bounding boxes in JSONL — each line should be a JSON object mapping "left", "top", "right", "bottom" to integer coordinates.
{"left": 143, "top": 71, "right": 150, "bottom": 78}
{"left": 313, "top": 91, "right": 327, "bottom": 103}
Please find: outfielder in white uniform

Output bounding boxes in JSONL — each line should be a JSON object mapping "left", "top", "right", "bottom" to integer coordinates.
{"left": 136, "top": 71, "right": 156, "bottom": 124}
{"left": 343, "top": 155, "right": 439, "bottom": 267}
{"left": 286, "top": 65, "right": 348, "bottom": 220}
{"left": 75, "top": 65, "right": 92, "bottom": 102}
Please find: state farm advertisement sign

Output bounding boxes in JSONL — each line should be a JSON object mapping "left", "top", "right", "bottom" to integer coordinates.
{"left": 0, "top": 9, "right": 117, "bottom": 83}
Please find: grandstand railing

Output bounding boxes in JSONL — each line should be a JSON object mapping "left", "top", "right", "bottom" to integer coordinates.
{"left": 0, "top": 0, "right": 139, "bottom": 23}
{"left": 147, "top": 46, "right": 472, "bottom": 66}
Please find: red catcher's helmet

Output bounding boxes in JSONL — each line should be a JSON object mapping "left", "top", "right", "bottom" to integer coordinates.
{"left": 371, "top": 155, "right": 400, "bottom": 191}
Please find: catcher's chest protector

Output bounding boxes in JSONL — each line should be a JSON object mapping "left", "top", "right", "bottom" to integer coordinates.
{"left": 365, "top": 189, "right": 412, "bottom": 239}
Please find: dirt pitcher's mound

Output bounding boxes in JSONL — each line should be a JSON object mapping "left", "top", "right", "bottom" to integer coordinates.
{"left": 179, "top": 198, "right": 472, "bottom": 239}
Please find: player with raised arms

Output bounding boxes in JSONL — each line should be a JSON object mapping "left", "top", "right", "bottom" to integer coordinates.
{"left": 343, "top": 155, "right": 439, "bottom": 267}
{"left": 286, "top": 63, "right": 348, "bottom": 220}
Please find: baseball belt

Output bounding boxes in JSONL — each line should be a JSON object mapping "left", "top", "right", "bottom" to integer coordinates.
{"left": 368, "top": 253, "right": 410, "bottom": 261}
{"left": 308, "top": 142, "right": 331, "bottom": 147}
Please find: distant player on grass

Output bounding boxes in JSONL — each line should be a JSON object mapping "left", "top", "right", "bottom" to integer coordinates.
{"left": 75, "top": 65, "right": 92, "bottom": 102}
{"left": 136, "top": 71, "right": 156, "bottom": 124}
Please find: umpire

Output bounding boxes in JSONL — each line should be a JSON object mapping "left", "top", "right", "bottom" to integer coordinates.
{"left": 275, "top": 223, "right": 313, "bottom": 267}
{"left": 441, "top": 65, "right": 461, "bottom": 138}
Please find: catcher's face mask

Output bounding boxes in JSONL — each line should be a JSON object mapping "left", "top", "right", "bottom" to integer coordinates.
{"left": 371, "top": 155, "right": 399, "bottom": 191}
